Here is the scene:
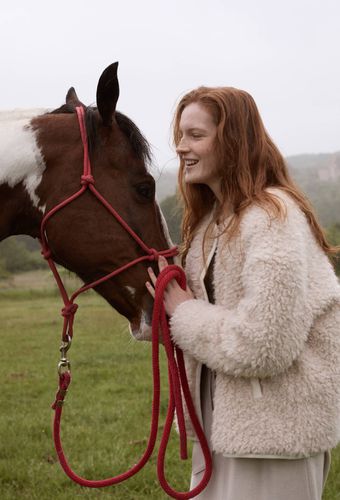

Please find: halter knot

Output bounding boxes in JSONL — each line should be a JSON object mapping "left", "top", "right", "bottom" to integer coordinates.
{"left": 61, "top": 303, "right": 79, "bottom": 318}
{"left": 41, "top": 248, "right": 52, "bottom": 260}
{"left": 81, "top": 174, "right": 95, "bottom": 186}
{"left": 148, "top": 248, "right": 160, "bottom": 261}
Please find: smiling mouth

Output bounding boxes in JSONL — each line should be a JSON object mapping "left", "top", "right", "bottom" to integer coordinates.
{"left": 184, "top": 159, "right": 199, "bottom": 167}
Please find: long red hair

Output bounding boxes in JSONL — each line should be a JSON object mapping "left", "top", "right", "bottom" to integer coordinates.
{"left": 173, "top": 86, "right": 338, "bottom": 262}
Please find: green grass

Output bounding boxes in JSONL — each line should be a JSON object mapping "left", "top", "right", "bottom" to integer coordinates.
{"left": 0, "top": 271, "right": 339, "bottom": 499}
{"left": 0, "top": 281, "right": 192, "bottom": 499}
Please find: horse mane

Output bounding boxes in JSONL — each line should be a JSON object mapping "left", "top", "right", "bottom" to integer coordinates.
{"left": 49, "top": 105, "right": 152, "bottom": 166}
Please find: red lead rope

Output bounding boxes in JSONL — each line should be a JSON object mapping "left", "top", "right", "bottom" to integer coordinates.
{"left": 42, "top": 106, "right": 212, "bottom": 498}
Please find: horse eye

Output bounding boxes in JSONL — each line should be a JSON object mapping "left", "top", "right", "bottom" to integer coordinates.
{"left": 136, "top": 182, "right": 155, "bottom": 201}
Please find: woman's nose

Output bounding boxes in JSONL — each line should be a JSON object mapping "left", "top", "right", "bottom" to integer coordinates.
{"left": 176, "top": 139, "right": 190, "bottom": 155}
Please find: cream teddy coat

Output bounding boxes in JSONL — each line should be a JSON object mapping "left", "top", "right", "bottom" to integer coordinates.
{"left": 169, "top": 188, "right": 340, "bottom": 458}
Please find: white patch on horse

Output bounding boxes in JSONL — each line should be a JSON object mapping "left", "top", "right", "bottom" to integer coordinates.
{"left": 0, "top": 109, "right": 48, "bottom": 211}
{"left": 157, "top": 201, "right": 173, "bottom": 246}
{"left": 157, "top": 201, "right": 181, "bottom": 264}
{"left": 125, "top": 285, "right": 136, "bottom": 298}
{"left": 130, "top": 311, "right": 152, "bottom": 341}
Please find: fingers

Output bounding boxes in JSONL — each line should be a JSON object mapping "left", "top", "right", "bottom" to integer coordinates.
{"left": 147, "top": 266, "right": 157, "bottom": 286}
{"left": 146, "top": 266, "right": 156, "bottom": 299}
{"left": 158, "top": 255, "right": 168, "bottom": 272}
{"left": 147, "top": 256, "right": 168, "bottom": 286}
{"left": 145, "top": 256, "right": 169, "bottom": 299}
{"left": 145, "top": 281, "right": 155, "bottom": 298}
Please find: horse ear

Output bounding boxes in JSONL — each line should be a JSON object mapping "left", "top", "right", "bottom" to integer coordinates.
{"left": 66, "top": 87, "right": 84, "bottom": 108}
{"left": 96, "top": 62, "right": 120, "bottom": 127}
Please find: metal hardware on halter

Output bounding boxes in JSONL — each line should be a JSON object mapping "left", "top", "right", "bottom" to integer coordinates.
{"left": 58, "top": 359, "right": 71, "bottom": 376}
{"left": 58, "top": 336, "right": 72, "bottom": 375}
{"left": 60, "top": 335, "right": 72, "bottom": 356}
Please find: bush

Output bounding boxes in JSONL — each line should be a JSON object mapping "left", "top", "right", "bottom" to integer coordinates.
{"left": 0, "top": 258, "right": 9, "bottom": 278}
{"left": 0, "top": 237, "right": 46, "bottom": 274}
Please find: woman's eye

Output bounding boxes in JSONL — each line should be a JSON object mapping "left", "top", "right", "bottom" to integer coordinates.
{"left": 136, "top": 182, "right": 155, "bottom": 201}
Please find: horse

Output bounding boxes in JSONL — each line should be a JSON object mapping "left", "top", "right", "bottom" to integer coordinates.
{"left": 0, "top": 62, "right": 173, "bottom": 339}
{"left": 0, "top": 64, "right": 214, "bottom": 498}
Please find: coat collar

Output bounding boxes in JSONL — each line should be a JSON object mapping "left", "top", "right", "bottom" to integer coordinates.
{"left": 184, "top": 208, "right": 235, "bottom": 300}
{"left": 185, "top": 211, "right": 221, "bottom": 301}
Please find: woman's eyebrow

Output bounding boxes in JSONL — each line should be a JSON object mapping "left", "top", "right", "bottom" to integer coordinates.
{"left": 180, "top": 127, "right": 207, "bottom": 133}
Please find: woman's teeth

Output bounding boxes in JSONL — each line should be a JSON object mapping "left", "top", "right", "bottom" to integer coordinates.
{"left": 185, "top": 160, "right": 199, "bottom": 166}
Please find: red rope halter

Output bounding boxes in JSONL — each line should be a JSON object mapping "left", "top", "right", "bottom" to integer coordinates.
{"left": 40, "top": 106, "right": 212, "bottom": 499}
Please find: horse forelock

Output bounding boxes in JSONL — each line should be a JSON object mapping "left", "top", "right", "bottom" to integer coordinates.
{"left": 49, "top": 105, "right": 152, "bottom": 167}
{"left": 115, "top": 111, "right": 152, "bottom": 167}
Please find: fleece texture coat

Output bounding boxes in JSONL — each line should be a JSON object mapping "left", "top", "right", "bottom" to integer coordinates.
{"left": 170, "top": 188, "right": 340, "bottom": 458}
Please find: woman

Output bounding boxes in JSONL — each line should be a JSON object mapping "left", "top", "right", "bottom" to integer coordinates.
{"left": 145, "top": 87, "right": 340, "bottom": 499}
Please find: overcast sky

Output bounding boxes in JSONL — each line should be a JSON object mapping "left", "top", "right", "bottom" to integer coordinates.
{"left": 1, "top": 0, "right": 339, "bottom": 171}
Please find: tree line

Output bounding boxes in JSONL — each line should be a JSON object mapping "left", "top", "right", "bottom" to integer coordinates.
{"left": 0, "top": 236, "right": 46, "bottom": 278}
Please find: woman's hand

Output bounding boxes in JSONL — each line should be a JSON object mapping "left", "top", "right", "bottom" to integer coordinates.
{"left": 145, "top": 256, "right": 195, "bottom": 317}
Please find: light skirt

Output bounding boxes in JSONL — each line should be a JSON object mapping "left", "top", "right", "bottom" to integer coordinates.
{"left": 190, "top": 366, "right": 331, "bottom": 500}
{"left": 191, "top": 445, "right": 331, "bottom": 500}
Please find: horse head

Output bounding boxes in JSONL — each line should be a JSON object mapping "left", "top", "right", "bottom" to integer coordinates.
{"left": 1, "top": 63, "right": 173, "bottom": 338}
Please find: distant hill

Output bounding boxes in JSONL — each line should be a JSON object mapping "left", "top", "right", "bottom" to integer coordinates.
{"left": 286, "top": 153, "right": 338, "bottom": 171}
{"left": 286, "top": 152, "right": 340, "bottom": 227}
{"left": 287, "top": 152, "right": 340, "bottom": 182}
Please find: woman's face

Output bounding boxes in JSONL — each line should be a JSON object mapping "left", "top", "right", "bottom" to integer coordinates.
{"left": 176, "top": 102, "right": 221, "bottom": 198}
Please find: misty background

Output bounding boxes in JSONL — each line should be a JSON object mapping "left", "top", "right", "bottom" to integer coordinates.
{"left": 1, "top": 0, "right": 339, "bottom": 168}
{"left": 1, "top": 0, "right": 340, "bottom": 276}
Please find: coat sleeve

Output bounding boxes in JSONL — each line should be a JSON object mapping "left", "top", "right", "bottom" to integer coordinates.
{"left": 169, "top": 201, "right": 314, "bottom": 378}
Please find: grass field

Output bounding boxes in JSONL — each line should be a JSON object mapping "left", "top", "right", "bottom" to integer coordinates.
{"left": 0, "top": 271, "right": 339, "bottom": 499}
